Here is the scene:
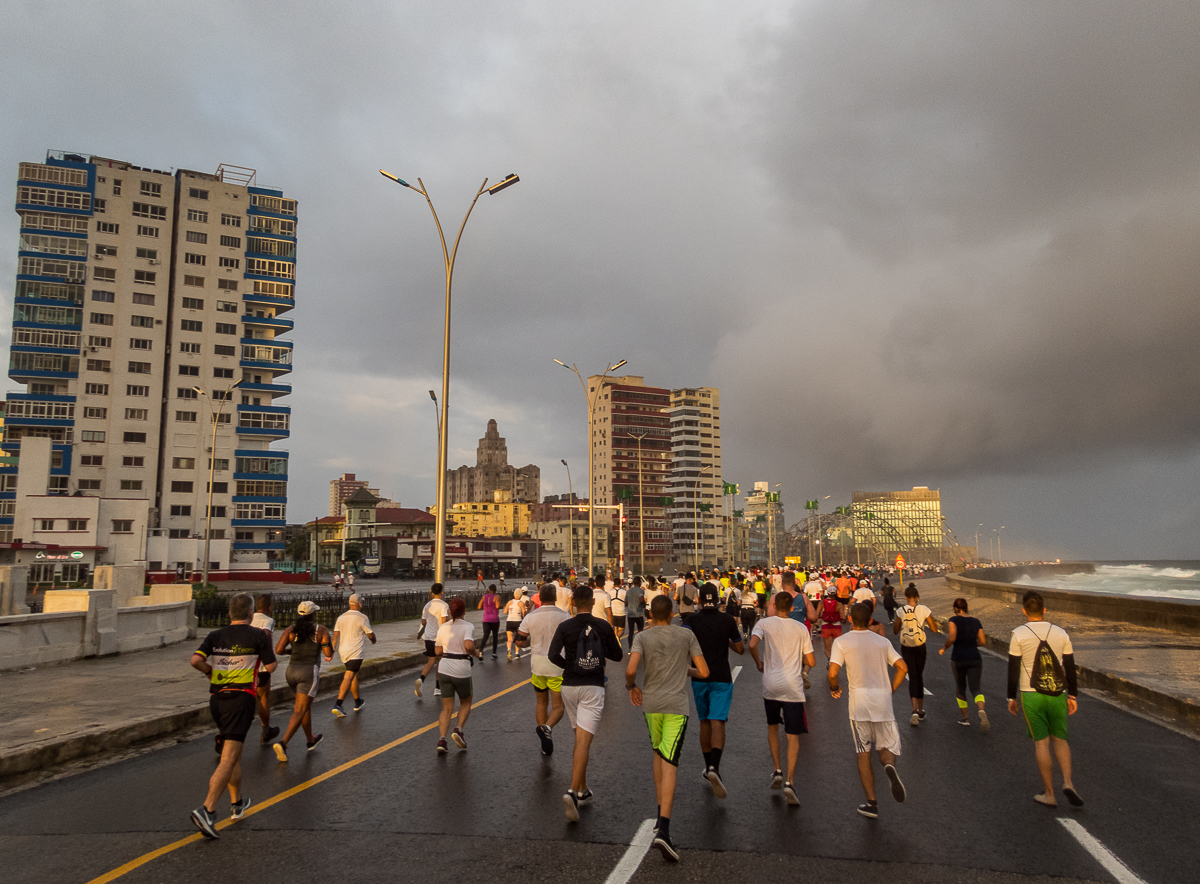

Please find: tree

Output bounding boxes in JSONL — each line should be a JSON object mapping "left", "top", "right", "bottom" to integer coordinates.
{"left": 344, "top": 543, "right": 364, "bottom": 564}
{"left": 285, "top": 532, "right": 310, "bottom": 562}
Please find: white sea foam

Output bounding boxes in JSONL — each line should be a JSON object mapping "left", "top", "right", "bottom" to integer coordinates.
{"left": 1010, "top": 564, "right": 1200, "bottom": 601}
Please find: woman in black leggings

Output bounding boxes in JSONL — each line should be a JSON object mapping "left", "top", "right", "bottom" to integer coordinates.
{"left": 939, "top": 597, "right": 989, "bottom": 731}
{"left": 893, "top": 585, "right": 937, "bottom": 725}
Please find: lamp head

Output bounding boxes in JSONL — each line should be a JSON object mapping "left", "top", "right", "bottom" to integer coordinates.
{"left": 379, "top": 169, "right": 410, "bottom": 188}
{"left": 429, "top": 390, "right": 437, "bottom": 402}
{"left": 231, "top": 379, "right": 243, "bottom": 389}
{"left": 192, "top": 386, "right": 204, "bottom": 396}
{"left": 561, "top": 459, "right": 568, "bottom": 466}
{"left": 486, "top": 173, "right": 519, "bottom": 195}
{"left": 611, "top": 359, "right": 628, "bottom": 371}
{"left": 553, "top": 359, "right": 568, "bottom": 368}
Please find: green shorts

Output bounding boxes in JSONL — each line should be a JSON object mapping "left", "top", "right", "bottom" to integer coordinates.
{"left": 438, "top": 674, "right": 472, "bottom": 701}
{"left": 644, "top": 713, "right": 688, "bottom": 766}
{"left": 531, "top": 673, "right": 563, "bottom": 693}
{"left": 1021, "top": 691, "right": 1068, "bottom": 741}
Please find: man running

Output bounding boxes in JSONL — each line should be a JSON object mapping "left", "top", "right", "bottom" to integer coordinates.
{"left": 1007, "top": 590, "right": 1083, "bottom": 808}
{"left": 627, "top": 594, "right": 708, "bottom": 862}
{"left": 548, "top": 584, "right": 623, "bottom": 822}
{"left": 675, "top": 572, "right": 699, "bottom": 623}
{"left": 685, "top": 583, "right": 744, "bottom": 798}
{"left": 518, "top": 583, "right": 570, "bottom": 754}
{"left": 331, "top": 594, "right": 376, "bottom": 717}
{"left": 554, "top": 573, "right": 573, "bottom": 612}
{"left": 250, "top": 594, "right": 280, "bottom": 746}
{"left": 415, "top": 583, "right": 449, "bottom": 698}
{"left": 767, "top": 572, "right": 818, "bottom": 689}
{"left": 591, "top": 577, "right": 614, "bottom": 626}
{"left": 436, "top": 597, "right": 482, "bottom": 752}
{"left": 749, "top": 591, "right": 815, "bottom": 806}
{"left": 610, "top": 578, "right": 628, "bottom": 643}
{"left": 624, "top": 576, "right": 646, "bottom": 646}
{"left": 189, "top": 592, "right": 277, "bottom": 838}
{"left": 829, "top": 603, "right": 908, "bottom": 819}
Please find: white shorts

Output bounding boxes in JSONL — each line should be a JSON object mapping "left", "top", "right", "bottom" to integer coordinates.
{"left": 851, "top": 719, "right": 901, "bottom": 755}
{"left": 561, "top": 685, "right": 606, "bottom": 735}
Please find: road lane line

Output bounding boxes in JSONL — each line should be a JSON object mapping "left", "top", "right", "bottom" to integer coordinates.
{"left": 86, "top": 678, "right": 531, "bottom": 884}
{"left": 1059, "top": 818, "right": 1148, "bottom": 884}
{"left": 602, "top": 818, "right": 656, "bottom": 884}
{"left": 731, "top": 665, "right": 743, "bottom": 683}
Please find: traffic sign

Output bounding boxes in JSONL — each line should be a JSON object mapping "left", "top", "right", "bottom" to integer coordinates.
{"left": 895, "top": 555, "right": 905, "bottom": 569}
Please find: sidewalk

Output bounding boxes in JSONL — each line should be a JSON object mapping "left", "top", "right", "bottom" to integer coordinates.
{"left": 0, "top": 609, "right": 489, "bottom": 781}
{"left": 911, "top": 577, "right": 1200, "bottom": 735}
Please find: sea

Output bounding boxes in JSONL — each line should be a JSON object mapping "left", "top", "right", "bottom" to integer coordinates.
{"left": 1011, "top": 562, "right": 1200, "bottom": 602}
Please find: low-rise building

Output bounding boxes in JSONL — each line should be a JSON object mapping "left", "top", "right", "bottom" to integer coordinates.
{"left": 429, "top": 490, "right": 531, "bottom": 538}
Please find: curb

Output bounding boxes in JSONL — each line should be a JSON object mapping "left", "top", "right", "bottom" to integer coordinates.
{"left": 0, "top": 650, "right": 426, "bottom": 781}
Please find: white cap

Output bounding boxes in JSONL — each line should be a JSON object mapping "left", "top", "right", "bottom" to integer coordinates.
{"left": 297, "top": 600, "right": 320, "bottom": 615}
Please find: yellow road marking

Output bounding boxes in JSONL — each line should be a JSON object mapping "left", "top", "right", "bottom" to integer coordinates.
{"left": 87, "top": 678, "right": 531, "bottom": 884}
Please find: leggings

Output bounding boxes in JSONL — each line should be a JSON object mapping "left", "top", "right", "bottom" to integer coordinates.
{"left": 740, "top": 608, "right": 758, "bottom": 637}
{"left": 900, "top": 643, "right": 927, "bottom": 699}
{"left": 626, "top": 616, "right": 645, "bottom": 643}
{"left": 952, "top": 659, "right": 983, "bottom": 704}
{"left": 480, "top": 621, "right": 500, "bottom": 655}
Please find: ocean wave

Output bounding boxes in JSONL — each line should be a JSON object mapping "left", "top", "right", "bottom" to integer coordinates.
{"left": 1126, "top": 588, "right": 1200, "bottom": 601}
{"left": 1096, "top": 564, "right": 1198, "bottom": 580}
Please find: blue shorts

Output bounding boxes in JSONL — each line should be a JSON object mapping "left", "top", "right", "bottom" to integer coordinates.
{"left": 692, "top": 681, "right": 734, "bottom": 722}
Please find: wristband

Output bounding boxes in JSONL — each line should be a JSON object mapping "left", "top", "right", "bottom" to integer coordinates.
{"left": 627, "top": 683, "right": 638, "bottom": 691}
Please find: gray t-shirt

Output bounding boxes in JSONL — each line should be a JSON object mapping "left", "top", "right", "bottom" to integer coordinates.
{"left": 625, "top": 585, "right": 645, "bottom": 617}
{"left": 631, "top": 624, "right": 702, "bottom": 715}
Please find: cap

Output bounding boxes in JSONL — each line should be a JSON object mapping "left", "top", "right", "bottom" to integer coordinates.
{"left": 348, "top": 593, "right": 361, "bottom": 605}
{"left": 297, "top": 600, "right": 320, "bottom": 615}
{"left": 698, "top": 584, "right": 721, "bottom": 606}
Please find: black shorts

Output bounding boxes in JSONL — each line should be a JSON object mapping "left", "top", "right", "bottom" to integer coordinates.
{"left": 256, "top": 671, "right": 271, "bottom": 689}
{"left": 343, "top": 658, "right": 363, "bottom": 673}
{"left": 424, "top": 640, "right": 438, "bottom": 658}
{"left": 764, "top": 699, "right": 808, "bottom": 736}
{"left": 506, "top": 621, "right": 522, "bottom": 635}
{"left": 210, "top": 691, "right": 257, "bottom": 742}
{"left": 612, "top": 615, "right": 626, "bottom": 629}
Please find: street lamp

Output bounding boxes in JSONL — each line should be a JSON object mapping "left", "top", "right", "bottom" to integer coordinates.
{"left": 553, "top": 358, "right": 627, "bottom": 578}
{"left": 194, "top": 379, "right": 241, "bottom": 591}
{"left": 561, "top": 459, "right": 574, "bottom": 573}
{"left": 693, "top": 464, "right": 713, "bottom": 572}
{"left": 380, "top": 168, "right": 519, "bottom": 583}
{"left": 995, "top": 526, "right": 1006, "bottom": 563}
{"left": 624, "top": 431, "right": 648, "bottom": 577}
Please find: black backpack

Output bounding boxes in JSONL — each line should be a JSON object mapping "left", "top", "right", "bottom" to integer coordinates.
{"left": 574, "top": 624, "right": 606, "bottom": 675}
{"left": 1024, "top": 623, "right": 1066, "bottom": 696}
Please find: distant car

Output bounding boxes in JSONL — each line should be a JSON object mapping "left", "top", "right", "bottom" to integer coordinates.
{"left": 393, "top": 568, "right": 414, "bottom": 580}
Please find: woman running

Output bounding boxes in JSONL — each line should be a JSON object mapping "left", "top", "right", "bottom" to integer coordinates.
{"left": 273, "top": 600, "right": 333, "bottom": 761}
{"left": 818, "top": 588, "right": 846, "bottom": 660}
{"left": 880, "top": 578, "right": 898, "bottom": 622}
{"left": 893, "top": 584, "right": 938, "bottom": 726}
{"left": 504, "top": 588, "right": 527, "bottom": 662}
{"left": 477, "top": 583, "right": 501, "bottom": 660}
{"left": 436, "top": 597, "right": 482, "bottom": 752}
{"left": 939, "top": 597, "right": 989, "bottom": 730}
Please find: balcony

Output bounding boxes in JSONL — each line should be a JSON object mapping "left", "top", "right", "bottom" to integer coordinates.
{"left": 239, "top": 381, "right": 291, "bottom": 397}
{"left": 241, "top": 314, "right": 294, "bottom": 333}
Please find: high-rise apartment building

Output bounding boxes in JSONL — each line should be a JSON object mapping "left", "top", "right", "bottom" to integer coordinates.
{"left": 667, "top": 386, "right": 724, "bottom": 571}
{"left": 330, "top": 473, "right": 378, "bottom": 517}
{"left": 743, "top": 481, "right": 785, "bottom": 566}
{"left": 6, "top": 152, "right": 294, "bottom": 571}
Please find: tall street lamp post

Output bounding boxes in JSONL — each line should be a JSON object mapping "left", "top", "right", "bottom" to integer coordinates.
{"left": 625, "top": 431, "right": 648, "bottom": 577}
{"left": 693, "top": 464, "right": 713, "bottom": 572}
{"left": 193, "top": 379, "right": 240, "bottom": 591}
{"left": 380, "top": 169, "right": 519, "bottom": 583}
{"left": 561, "top": 459, "right": 574, "bottom": 572}
{"left": 995, "top": 526, "right": 1006, "bottom": 563}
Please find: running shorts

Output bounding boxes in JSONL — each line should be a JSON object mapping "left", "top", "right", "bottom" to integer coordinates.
{"left": 691, "top": 681, "right": 734, "bottom": 722}
{"left": 851, "top": 719, "right": 901, "bottom": 755}
{"left": 821, "top": 624, "right": 842, "bottom": 638}
{"left": 1020, "top": 691, "right": 1068, "bottom": 741}
{"left": 438, "top": 674, "right": 472, "bottom": 701}
{"left": 256, "top": 671, "right": 271, "bottom": 689}
{"left": 764, "top": 699, "right": 808, "bottom": 735}
{"left": 286, "top": 663, "right": 320, "bottom": 698}
{"left": 531, "top": 673, "right": 563, "bottom": 693}
{"left": 506, "top": 621, "right": 522, "bottom": 634}
{"left": 343, "top": 658, "right": 363, "bottom": 673}
{"left": 561, "top": 684, "right": 605, "bottom": 734}
{"left": 644, "top": 713, "right": 688, "bottom": 766}
{"left": 210, "top": 690, "right": 256, "bottom": 742}
{"left": 612, "top": 615, "right": 626, "bottom": 629}
{"left": 424, "top": 640, "right": 438, "bottom": 658}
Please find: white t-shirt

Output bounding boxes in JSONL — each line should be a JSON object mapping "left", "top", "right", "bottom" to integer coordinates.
{"left": 604, "top": 579, "right": 615, "bottom": 594}
{"left": 591, "top": 589, "right": 612, "bottom": 619}
{"left": 611, "top": 587, "right": 627, "bottom": 617}
{"left": 422, "top": 598, "right": 450, "bottom": 641}
{"left": 751, "top": 616, "right": 815, "bottom": 703}
{"left": 644, "top": 585, "right": 661, "bottom": 607}
{"left": 803, "top": 580, "right": 824, "bottom": 600}
{"left": 829, "top": 629, "right": 902, "bottom": 722}
{"left": 1008, "top": 622, "right": 1074, "bottom": 693}
{"left": 334, "top": 609, "right": 373, "bottom": 662}
{"left": 555, "top": 584, "right": 573, "bottom": 612}
{"left": 896, "top": 604, "right": 933, "bottom": 646}
{"left": 250, "top": 612, "right": 275, "bottom": 638}
{"left": 519, "top": 604, "right": 570, "bottom": 677}
{"left": 435, "top": 620, "right": 475, "bottom": 679}
{"left": 852, "top": 587, "right": 876, "bottom": 605}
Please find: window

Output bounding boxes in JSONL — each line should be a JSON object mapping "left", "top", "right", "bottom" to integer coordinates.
{"left": 215, "top": 322, "right": 237, "bottom": 335}
{"left": 86, "top": 359, "right": 111, "bottom": 372}
{"left": 178, "top": 364, "right": 199, "bottom": 376}
{"left": 181, "top": 319, "right": 203, "bottom": 332}
{"left": 214, "top": 367, "right": 234, "bottom": 379}
{"left": 135, "top": 247, "right": 158, "bottom": 260}
{"left": 219, "top": 235, "right": 241, "bottom": 248}
{"left": 140, "top": 181, "right": 162, "bottom": 197}
{"left": 112, "top": 520, "right": 133, "bottom": 533}
{"left": 178, "top": 342, "right": 201, "bottom": 354}
{"left": 120, "top": 479, "right": 144, "bottom": 491}
{"left": 171, "top": 481, "right": 194, "bottom": 493}
{"left": 236, "top": 480, "right": 288, "bottom": 497}
{"left": 184, "top": 253, "right": 206, "bottom": 266}
{"left": 177, "top": 387, "right": 198, "bottom": 399}
{"left": 132, "top": 292, "right": 155, "bottom": 305}
{"left": 94, "top": 244, "right": 117, "bottom": 257}
{"left": 112, "top": 179, "right": 121, "bottom": 194}
{"left": 208, "top": 482, "right": 228, "bottom": 494}
{"left": 236, "top": 457, "right": 287, "bottom": 475}
{"left": 127, "top": 384, "right": 149, "bottom": 396}
{"left": 131, "top": 315, "right": 154, "bottom": 327}
{"left": 175, "top": 411, "right": 197, "bottom": 422}
{"left": 93, "top": 199, "right": 106, "bottom": 213}
{"left": 183, "top": 276, "right": 204, "bottom": 288}
{"left": 221, "top": 214, "right": 241, "bottom": 227}
{"left": 81, "top": 430, "right": 106, "bottom": 442}
{"left": 79, "top": 479, "right": 101, "bottom": 490}
{"left": 80, "top": 455, "right": 103, "bottom": 466}
{"left": 214, "top": 344, "right": 236, "bottom": 356}
{"left": 122, "top": 456, "right": 145, "bottom": 466}
{"left": 127, "top": 361, "right": 151, "bottom": 374}
{"left": 235, "top": 530, "right": 255, "bottom": 541}
{"left": 238, "top": 411, "right": 290, "bottom": 430}
{"left": 123, "top": 431, "right": 147, "bottom": 443}
{"left": 38, "top": 520, "right": 55, "bottom": 531}
{"left": 208, "top": 507, "right": 227, "bottom": 518}
{"left": 93, "top": 267, "right": 116, "bottom": 282}
{"left": 133, "top": 270, "right": 156, "bottom": 284}
{"left": 17, "top": 184, "right": 92, "bottom": 211}
{"left": 83, "top": 406, "right": 108, "bottom": 419}
{"left": 88, "top": 335, "right": 111, "bottom": 348}
{"left": 170, "top": 505, "right": 192, "bottom": 517}
{"left": 90, "top": 312, "right": 113, "bottom": 325}
{"left": 85, "top": 383, "right": 109, "bottom": 395}
{"left": 172, "top": 457, "right": 196, "bottom": 469}
{"left": 168, "top": 529, "right": 189, "bottom": 539}
{"left": 235, "top": 502, "right": 286, "bottom": 520}
{"left": 217, "top": 279, "right": 238, "bottom": 291}
{"left": 136, "top": 225, "right": 159, "bottom": 238}
{"left": 187, "top": 209, "right": 208, "bottom": 223}
{"left": 186, "top": 230, "right": 208, "bottom": 244}
{"left": 132, "top": 202, "right": 167, "bottom": 220}
{"left": 218, "top": 257, "right": 240, "bottom": 269}
{"left": 188, "top": 187, "right": 209, "bottom": 200}
{"left": 91, "top": 289, "right": 115, "bottom": 302}
{"left": 125, "top": 408, "right": 148, "bottom": 420}
{"left": 248, "top": 194, "right": 297, "bottom": 215}
{"left": 96, "top": 221, "right": 118, "bottom": 234}
{"left": 211, "top": 412, "right": 231, "bottom": 423}
{"left": 129, "top": 338, "right": 152, "bottom": 350}
{"left": 210, "top": 458, "right": 229, "bottom": 471}
{"left": 67, "top": 519, "right": 88, "bottom": 531}
{"left": 216, "top": 300, "right": 238, "bottom": 313}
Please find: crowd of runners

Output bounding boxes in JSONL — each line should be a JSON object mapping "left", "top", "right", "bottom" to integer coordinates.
{"left": 189, "top": 566, "right": 1085, "bottom": 862}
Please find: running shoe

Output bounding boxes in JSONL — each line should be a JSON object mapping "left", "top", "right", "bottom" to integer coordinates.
{"left": 536, "top": 724, "right": 554, "bottom": 756}
{"left": 190, "top": 806, "right": 219, "bottom": 839}
{"left": 770, "top": 770, "right": 783, "bottom": 790}
{"left": 260, "top": 725, "right": 279, "bottom": 745}
{"left": 653, "top": 833, "right": 680, "bottom": 862}
{"left": 1063, "top": 787, "right": 1084, "bottom": 808}
{"left": 451, "top": 728, "right": 467, "bottom": 749}
{"left": 437, "top": 738, "right": 448, "bottom": 754}
{"left": 783, "top": 783, "right": 799, "bottom": 806}
{"left": 802, "top": 672, "right": 811, "bottom": 690}
{"left": 230, "top": 796, "right": 251, "bottom": 820}
{"left": 884, "top": 763, "right": 906, "bottom": 802}
{"left": 856, "top": 802, "right": 879, "bottom": 819}
{"left": 507, "top": 652, "right": 512, "bottom": 662}
{"left": 706, "top": 767, "right": 727, "bottom": 799}
{"left": 272, "top": 742, "right": 288, "bottom": 762}
{"left": 492, "top": 653, "right": 498, "bottom": 659}
{"left": 332, "top": 705, "right": 346, "bottom": 718}
{"left": 957, "top": 718, "right": 971, "bottom": 726}
{"left": 307, "top": 734, "right": 324, "bottom": 752}
{"left": 918, "top": 710, "right": 927, "bottom": 721}
{"left": 979, "top": 710, "right": 990, "bottom": 732}
{"left": 910, "top": 712, "right": 920, "bottom": 726}
{"left": 563, "top": 790, "right": 580, "bottom": 822}
{"left": 414, "top": 678, "right": 423, "bottom": 697}
{"left": 353, "top": 698, "right": 365, "bottom": 712}
{"left": 434, "top": 687, "right": 442, "bottom": 697}
{"left": 576, "top": 789, "right": 594, "bottom": 804}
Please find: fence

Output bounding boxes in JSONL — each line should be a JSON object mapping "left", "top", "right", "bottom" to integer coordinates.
{"left": 194, "top": 588, "right": 488, "bottom": 630}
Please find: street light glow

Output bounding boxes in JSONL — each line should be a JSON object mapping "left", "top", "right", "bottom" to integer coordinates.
{"left": 379, "top": 169, "right": 410, "bottom": 187}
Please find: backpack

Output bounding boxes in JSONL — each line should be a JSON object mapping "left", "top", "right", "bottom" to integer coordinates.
{"left": 1023, "top": 623, "right": 1066, "bottom": 696}
{"left": 724, "top": 589, "right": 740, "bottom": 616}
{"left": 898, "top": 605, "right": 926, "bottom": 647}
{"left": 821, "top": 597, "right": 841, "bottom": 625}
{"left": 574, "top": 624, "right": 606, "bottom": 675}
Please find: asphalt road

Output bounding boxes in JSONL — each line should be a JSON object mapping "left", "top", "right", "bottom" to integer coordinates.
{"left": 0, "top": 621, "right": 1191, "bottom": 884}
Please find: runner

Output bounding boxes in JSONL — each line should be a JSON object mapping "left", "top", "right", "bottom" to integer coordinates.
{"left": 591, "top": 577, "right": 614, "bottom": 626}
{"left": 415, "top": 583, "right": 449, "bottom": 698}
{"left": 753, "top": 572, "right": 768, "bottom": 612}
{"left": 625, "top": 576, "right": 646, "bottom": 646}
{"left": 675, "top": 572, "right": 699, "bottom": 622}
{"left": 476, "top": 568, "right": 485, "bottom": 590}
{"left": 331, "top": 594, "right": 376, "bottom": 717}
{"left": 939, "top": 597, "right": 989, "bottom": 730}
{"left": 517, "top": 584, "right": 571, "bottom": 754}
{"left": 644, "top": 575, "right": 662, "bottom": 612}
{"left": 554, "top": 573, "right": 573, "bottom": 612}
{"left": 685, "top": 584, "right": 744, "bottom": 798}
{"left": 880, "top": 578, "right": 898, "bottom": 622}
{"left": 835, "top": 571, "right": 854, "bottom": 606}
{"left": 766, "top": 572, "right": 817, "bottom": 688}
{"left": 852, "top": 579, "right": 876, "bottom": 608}
{"left": 610, "top": 578, "right": 628, "bottom": 643}
{"left": 504, "top": 587, "right": 527, "bottom": 662}
{"left": 499, "top": 570, "right": 506, "bottom": 591}
{"left": 189, "top": 593, "right": 277, "bottom": 838}
{"left": 271, "top": 600, "right": 333, "bottom": 762}
{"left": 740, "top": 574, "right": 760, "bottom": 638}
{"left": 626, "top": 594, "right": 709, "bottom": 862}
{"left": 829, "top": 603, "right": 909, "bottom": 819}
{"left": 477, "top": 583, "right": 502, "bottom": 660}
{"left": 1007, "top": 590, "right": 1082, "bottom": 808}
{"left": 436, "top": 597, "right": 483, "bottom": 752}
{"left": 893, "top": 585, "right": 938, "bottom": 725}
{"left": 548, "top": 584, "right": 623, "bottom": 822}
{"left": 250, "top": 594, "right": 280, "bottom": 746}
{"left": 748, "top": 592, "right": 814, "bottom": 806}
{"left": 819, "top": 588, "right": 847, "bottom": 661}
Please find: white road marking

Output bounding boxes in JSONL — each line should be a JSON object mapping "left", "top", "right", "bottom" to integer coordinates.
{"left": 1059, "top": 818, "right": 1148, "bottom": 884}
{"left": 732, "top": 665, "right": 743, "bottom": 683}
{"left": 603, "top": 818, "right": 657, "bottom": 884}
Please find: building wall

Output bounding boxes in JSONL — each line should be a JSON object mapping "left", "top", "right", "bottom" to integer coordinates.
{"left": 446, "top": 419, "right": 540, "bottom": 506}
{"left": 743, "top": 480, "right": 785, "bottom": 567}
{"left": 668, "top": 386, "right": 724, "bottom": 570}
{"left": 329, "top": 473, "right": 376, "bottom": 517}
{"left": 851, "top": 487, "right": 944, "bottom": 554}
{"left": 529, "top": 518, "right": 609, "bottom": 571}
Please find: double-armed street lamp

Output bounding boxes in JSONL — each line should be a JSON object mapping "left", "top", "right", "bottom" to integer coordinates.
{"left": 380, "top": 169, "right": 519, "bottom": 583}
{"left": 562, "top": 459, "right": 574, "bottom": 571}
{"left": 193, "top": 379, "right": 241, "bottom": 591}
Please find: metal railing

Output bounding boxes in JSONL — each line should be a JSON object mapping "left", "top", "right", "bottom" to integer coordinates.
{"left": 194, "top": 587, "right": 488, "bottom": 630}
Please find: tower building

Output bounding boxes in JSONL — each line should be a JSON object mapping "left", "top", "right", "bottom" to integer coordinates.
{"left": 667, "top": 386, "right": 724, "bottom": 570}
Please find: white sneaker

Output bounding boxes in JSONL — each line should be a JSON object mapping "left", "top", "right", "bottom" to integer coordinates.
{"left": 414, "top": 678, "right": 423, "bottom": 697}
{"left": 910, "top": 712, "right": 920, "bottom": 727}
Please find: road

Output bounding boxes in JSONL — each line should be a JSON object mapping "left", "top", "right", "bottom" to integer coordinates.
{"left": 0, "top": 621, "right": 1190, "bottom": 884}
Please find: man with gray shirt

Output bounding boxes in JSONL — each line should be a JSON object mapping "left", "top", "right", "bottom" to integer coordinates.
{"left": 517, "top": 583, "right": 571, "bottom": 755}
{"left": 624, "top": 577, "right": 646, "bottom": 647}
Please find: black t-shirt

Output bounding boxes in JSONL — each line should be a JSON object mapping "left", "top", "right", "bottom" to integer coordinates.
{"left": 950, "top": 615, "right": 983, "bottom": 663}
{"left": 685, "top": 607, "right": 743, "bottom": 683}
{"left": 196, "top": 623, "right": 276, "bottom": 695}
{"left": 547, "top": 613, "right": 624, "bottom": 687}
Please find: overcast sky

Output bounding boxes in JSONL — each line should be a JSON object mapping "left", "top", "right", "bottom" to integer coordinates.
{"left": 3, "top": 2, "right": 1198, "bottom": 561}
